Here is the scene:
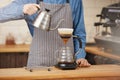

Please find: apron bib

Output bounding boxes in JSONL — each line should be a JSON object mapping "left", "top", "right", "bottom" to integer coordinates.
{"left": 27, "top": 0, "right": 74, "bottom": 68}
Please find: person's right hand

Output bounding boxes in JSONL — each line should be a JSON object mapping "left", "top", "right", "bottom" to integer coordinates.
{"left": 23, "top": 4, "right": 40, "bottom": 15}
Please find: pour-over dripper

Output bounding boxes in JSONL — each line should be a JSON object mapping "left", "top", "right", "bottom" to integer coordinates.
{"left": 58, "top": 28, "right": 73, "bottom": 44}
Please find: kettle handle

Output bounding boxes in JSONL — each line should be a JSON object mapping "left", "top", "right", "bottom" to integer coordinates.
{"left": 50, "top": 19, "right": 65, "bottom": 31}
{"left": 72, "top": 35, "right": 82, "bottom": 58}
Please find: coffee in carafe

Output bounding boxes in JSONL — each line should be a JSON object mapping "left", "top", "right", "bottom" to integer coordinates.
{"left": 57, "top": 47, "right": 77, "bottom": 70}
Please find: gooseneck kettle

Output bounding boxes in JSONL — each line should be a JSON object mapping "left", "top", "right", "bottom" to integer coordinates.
{"left": 33, "top": 8, "right": 64, "bottom": 31}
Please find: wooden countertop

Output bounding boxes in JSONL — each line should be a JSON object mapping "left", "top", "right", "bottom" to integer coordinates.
{"left": 85, "top": 46, "right": 120, "bottom": 62}
{"left": 0, "top": 44, "right": 30, "bottom": 53}
{"left": 0, "top": 65, "right": 120, "bottom": 80}
{"left": 0, "top": 44, "right": 120, "bottom": 61}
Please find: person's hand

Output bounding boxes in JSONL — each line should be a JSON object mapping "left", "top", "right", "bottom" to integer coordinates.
{"left": 76, "top": 58, "right": 91, "bottom": 67}
{"left": 23, "top": 4, "right": 40, "bottom": 15}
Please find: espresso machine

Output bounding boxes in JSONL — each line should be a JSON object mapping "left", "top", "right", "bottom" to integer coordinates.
{"left": 94, "top": 2, "right": 120, "bottom": 55}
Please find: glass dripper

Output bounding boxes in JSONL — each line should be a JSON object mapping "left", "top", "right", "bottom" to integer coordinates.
{"left": 58, "top": 28, "right": 73, "bottom": 45}
{"left": 57, "top": 28, "right": 74, "bottom": 63}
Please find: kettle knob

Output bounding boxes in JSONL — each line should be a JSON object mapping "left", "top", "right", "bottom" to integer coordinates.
{"left": 45, "top": 8, "right": 50, "bottom": 12}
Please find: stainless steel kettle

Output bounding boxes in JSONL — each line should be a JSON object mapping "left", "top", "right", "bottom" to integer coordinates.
{"left": 33, "top": 8, "right": 64, "bottom": 31}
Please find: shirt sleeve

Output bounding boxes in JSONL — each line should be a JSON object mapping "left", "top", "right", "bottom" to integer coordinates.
{"left": 0, "top": 0, "right": 29, "bottom": 23}
{"left": 70, "top": 0, "right": 86, "bottom": 59}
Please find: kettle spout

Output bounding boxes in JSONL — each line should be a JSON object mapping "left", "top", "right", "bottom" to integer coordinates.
{"left": 50, "top": 19, "right": 64, "bottom": 31}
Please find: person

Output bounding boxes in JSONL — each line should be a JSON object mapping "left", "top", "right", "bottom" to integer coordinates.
{"left": 0, "top": 0, "right": 91, "bottom": 68}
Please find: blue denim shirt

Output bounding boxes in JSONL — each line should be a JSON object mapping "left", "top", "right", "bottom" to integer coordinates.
{"left": 0, "top": 0, "right": 86, "bottom": 59}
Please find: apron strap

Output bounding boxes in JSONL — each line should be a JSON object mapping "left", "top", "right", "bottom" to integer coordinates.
{"left": 39, "top": 0, "right": 43, "bottom": 1}
{"left": 66, "top": 0, "right": 69, "bottom": 3}
{"left": 37, "top": 0, "right": 43, "bottom": 4}
{"left": 37, "top": 0, "right": 69, "bottom": 4}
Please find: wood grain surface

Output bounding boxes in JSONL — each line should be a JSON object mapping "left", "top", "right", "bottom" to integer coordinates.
{"left": 85, "top": 46, "right": 120, "bottom": 61}
{"left": 0, "top": 65, "right": 120, "bottom": 80}
{"left": 0, "top": 44, "right": 30, "bottom": 53}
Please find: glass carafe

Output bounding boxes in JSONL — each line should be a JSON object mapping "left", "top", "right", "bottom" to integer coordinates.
{"left": 56, "top": 28, "right": 82, "bottom": 69}
{"left": 57, "top": 46, "right": 78, "bottom": 70}
{"left": 57, "top": 47, "right": 74, "bottom": 64}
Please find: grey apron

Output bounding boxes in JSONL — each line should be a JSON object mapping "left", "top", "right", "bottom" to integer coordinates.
{"left": 27, "top": 0, "right": 74, "bottom": 68}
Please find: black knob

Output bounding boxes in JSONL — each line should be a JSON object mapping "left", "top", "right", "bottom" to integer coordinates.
{"left": 94, "top": 22, "right": 103, "bottom": 26}
{"left": 96, "top": 14, "right": 102, "bottom": 18}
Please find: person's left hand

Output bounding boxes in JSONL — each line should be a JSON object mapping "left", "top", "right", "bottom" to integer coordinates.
{"left": 76, "top": 58, "right": 91, "bottom": 67}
